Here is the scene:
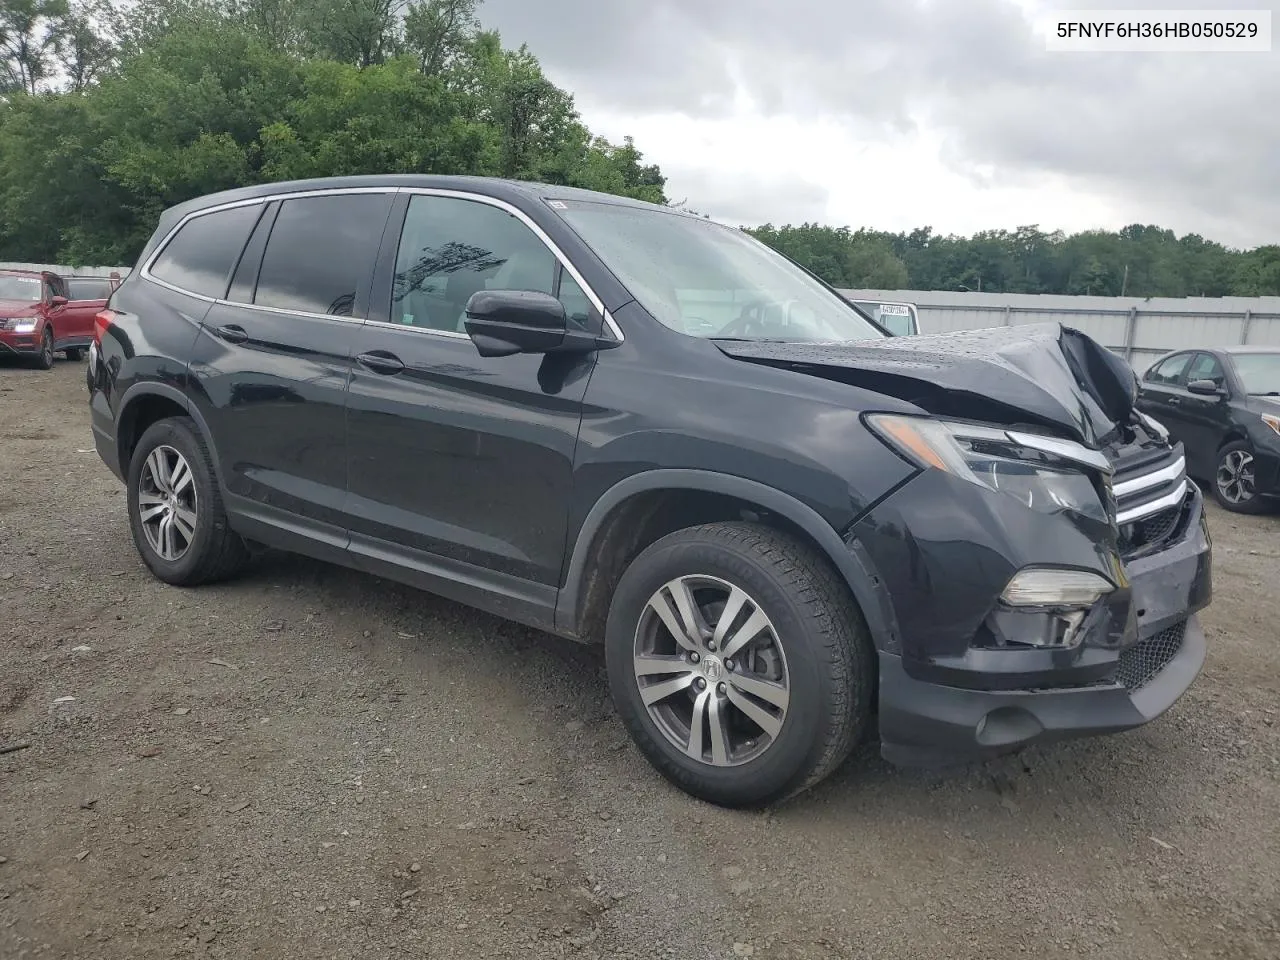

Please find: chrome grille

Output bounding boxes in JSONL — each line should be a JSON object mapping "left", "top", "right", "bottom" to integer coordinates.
{"left": 1116, "top": 621, "right": 1186, "bottom": 690}
{"left": 1110, "top": 445, "right": 1188, "bottom": 527}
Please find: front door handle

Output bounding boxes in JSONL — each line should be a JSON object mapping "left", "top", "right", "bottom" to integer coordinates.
{"left": 357, "top": 351, "right": 405, "bottom": 375}
{"left": 215, "top": 324, "right": 248, "bottom": 345}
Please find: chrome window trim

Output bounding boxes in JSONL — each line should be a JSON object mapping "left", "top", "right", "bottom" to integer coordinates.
{"left": 139, "top": 185, "right": 625, "bottom": 342}
{"left": 139, "top": 188, "right": 396, "bottom": 314}
{"left": 1112, "top": 454, "right": 1187, "bottom": 498}
{"left": 1115, "top": 479, "right": 1189, "bottom": 526}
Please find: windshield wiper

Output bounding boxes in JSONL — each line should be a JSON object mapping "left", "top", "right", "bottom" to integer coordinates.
{"left": 709, "top": 336, "right": 792, "bottom": 343}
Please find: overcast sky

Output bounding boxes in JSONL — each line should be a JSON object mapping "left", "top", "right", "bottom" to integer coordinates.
{"left": 477, "top": 0, "right": 1279, "bottom": 248}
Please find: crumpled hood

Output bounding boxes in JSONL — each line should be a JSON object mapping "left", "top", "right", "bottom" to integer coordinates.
{"left": 715, "top": 322, "right": 1138, "bottom": 446}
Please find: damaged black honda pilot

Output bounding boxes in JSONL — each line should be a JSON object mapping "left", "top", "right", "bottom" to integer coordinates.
{"left": 87, "top": 176, "right": 1211, "bottom": 806}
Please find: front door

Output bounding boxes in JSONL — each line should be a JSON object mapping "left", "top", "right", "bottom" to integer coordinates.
{"left": 1178, "top": 351, "right": 1233, "bottom": 478}
{"left": 344, "top": 191, "right": 601, "bottom": 627}
{"left": 1137, "top": 351, "right": 1196, "bottom": 446}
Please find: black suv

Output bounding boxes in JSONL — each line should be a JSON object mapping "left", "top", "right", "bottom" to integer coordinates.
{"left": 88, "top": 176, "right": 1212, "bottom": 806}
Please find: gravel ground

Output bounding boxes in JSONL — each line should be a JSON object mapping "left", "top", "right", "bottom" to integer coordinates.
{"left": 2, "top": 360, "right": 1278, "bottom": 960}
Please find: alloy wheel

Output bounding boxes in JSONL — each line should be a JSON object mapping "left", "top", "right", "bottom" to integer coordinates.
{"left": 138, "top": 445, "right": 199, "bottom": 562}
{"left": 633, "top": 575, "right": 790, "bottom": 767}
{"left": 1216, "top": 449, "right": 1256, "bottom": 504}
{"left": 40, "top": 330, "right": 53, "bottom": 367}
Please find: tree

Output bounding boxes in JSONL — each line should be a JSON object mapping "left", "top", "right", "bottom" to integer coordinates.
{"left": 300, "top": 0, "right": 407, "bottom": 67}
{"left": 403, "top": 0, "right": 475, "bottom": 76}
{"left": 0, "top": 0, "right": 68, "bottom": 94}
{"left": 54, "top": 0, "right": 114, "bottom": 90}
{"left": 0, "top": 1, "right": 667, "bottom": 264}
{"left": 845, "top": 235, "right": 908, "bottom": 288}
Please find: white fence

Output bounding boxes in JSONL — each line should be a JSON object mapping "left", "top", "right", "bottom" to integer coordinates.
{"left": 2, "top": 262, "right": 131, "bottom": 279}
{"left": 840, "top": 288, "right": 1280, "bottom": 373}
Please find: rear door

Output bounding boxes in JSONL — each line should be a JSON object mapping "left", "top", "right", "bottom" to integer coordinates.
{"left": 184, "top": 190, "right": 395, "bottom": 556}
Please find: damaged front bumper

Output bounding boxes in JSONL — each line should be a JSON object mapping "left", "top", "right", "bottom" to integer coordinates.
{"left": 863, "top": 476, "right": 1212, "bottom": 768}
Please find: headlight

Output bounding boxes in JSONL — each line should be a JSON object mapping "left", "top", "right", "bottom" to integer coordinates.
{"left": 10, "top": 320, "right": 36, "bottom": 333}
{"left": 1262, "top": 413, "right": 1280, "bottom": 437}
{"left": 866, "top": 414, "right": 1110, "bottom": 523}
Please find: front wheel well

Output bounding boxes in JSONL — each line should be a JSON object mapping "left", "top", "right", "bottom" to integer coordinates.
{"left": 571, "top": 489, "right": 854, "bottom": 644}
{"left": 117, "top": 393, "right": 189, "bottom": 471}
{"left": 1218, "top": 432, "right": 1249, "bottom": 452}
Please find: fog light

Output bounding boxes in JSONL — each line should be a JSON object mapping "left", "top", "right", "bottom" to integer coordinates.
{"left": 1000, "top": 568, "right": 1113, "bottom": 607}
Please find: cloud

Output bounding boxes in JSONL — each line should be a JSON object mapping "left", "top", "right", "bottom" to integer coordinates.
{"left": 478, "top": 0, "right": 1280, "bottom": 247}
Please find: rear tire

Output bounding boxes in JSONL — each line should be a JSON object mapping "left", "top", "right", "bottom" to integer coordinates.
{"left": 127, "top": 417, "right": 250, "bottom": 585}
{"left": 34, "top": 328, "right": 54, "bottom": 370}
{"left": 604, "top": 521, "right": 874, "bottom": 807}
{"left": 1212, "top": 440, "right": 1271, "bottom": 514}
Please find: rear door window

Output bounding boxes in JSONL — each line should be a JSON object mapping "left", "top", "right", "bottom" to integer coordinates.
{"left": 254, "top": 194, "right": 392, "bottom": 317}
{"left": 149, "top": 204, "right": 264, "bottom": 299}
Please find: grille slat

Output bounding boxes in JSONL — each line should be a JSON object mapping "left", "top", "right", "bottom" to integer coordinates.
{"left": 1116, "top": 621, "right": 1186, "bottom": 690}
{"left": 1117, "top": 496, "right": 1189, "bottom": 558}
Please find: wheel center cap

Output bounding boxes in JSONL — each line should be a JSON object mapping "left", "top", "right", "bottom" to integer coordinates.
{"left": 701, "top": 656, "right": 723, "bottom": 683}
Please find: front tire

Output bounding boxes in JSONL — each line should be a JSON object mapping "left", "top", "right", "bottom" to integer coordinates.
{"left": 127, "top": 417, "right": 250, "bottom": 585}
{"left": 605, "top": 522, "right": 874, "bottom": 807}
{"left": 1212, "top": 440, "right": 1271, "bottom": 514}
{"left": 34, "top": 328, "right": 54, "bottom": 369}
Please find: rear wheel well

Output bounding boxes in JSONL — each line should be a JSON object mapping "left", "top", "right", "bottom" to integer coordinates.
{"left": 573, "top": 489, "right": 853, "bottom": 643}
{"left": 118, "top": 394, "right": 188, "bottom": 471}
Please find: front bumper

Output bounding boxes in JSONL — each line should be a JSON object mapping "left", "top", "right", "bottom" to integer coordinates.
{"left": 0, "top": 331, "right": 41, "bottom": 355}
{"left": 871, "top": 483, "right": 1212, "bottom": 767}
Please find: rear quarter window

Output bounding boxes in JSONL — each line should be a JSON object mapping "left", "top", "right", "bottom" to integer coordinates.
{"left": 148, "top": 204, "right": 265, "bottom": 299}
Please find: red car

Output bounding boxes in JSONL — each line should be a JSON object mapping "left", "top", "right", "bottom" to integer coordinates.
{"left": 0, "top": 269, "right": 118, "bottom": 368}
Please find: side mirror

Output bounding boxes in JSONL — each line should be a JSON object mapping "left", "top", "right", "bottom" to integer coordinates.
{"left": 1187, "top": 379, "right": 1226, "bottom": 398}
{"left": 48, "top": 295, "right": 68, "bottom": 308}
{"left": 463, "top": 289, "right": 619, "bottom": 358}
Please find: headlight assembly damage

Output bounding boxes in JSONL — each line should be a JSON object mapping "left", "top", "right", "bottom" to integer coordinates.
{"left": 867, "top": 414, "right": 1124, "bottom": 650}
{"left": 865, "top": 413, "right": 1112, "bottom": 524}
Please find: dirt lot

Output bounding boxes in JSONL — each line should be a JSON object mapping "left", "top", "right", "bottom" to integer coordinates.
{"left": 1, "top": 360, "right": 1278, "bottom": 960}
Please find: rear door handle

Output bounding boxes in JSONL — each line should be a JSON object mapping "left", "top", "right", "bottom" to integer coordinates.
{"left": 356, "top": 351, "right": 405, "bottom": 375}
{"left": 215, "top": 324, "right": 248, "bottom": 345}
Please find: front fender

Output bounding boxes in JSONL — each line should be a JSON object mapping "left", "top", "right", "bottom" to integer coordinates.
{"left": 555, "top": 468, "right": 901, "bottom": 653}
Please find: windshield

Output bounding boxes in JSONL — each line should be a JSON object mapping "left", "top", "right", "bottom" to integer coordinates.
{"left": 554, "top": 201, "right": 885, "bottom": 342}
{"left": 1232, "top": 352, "right": 1280, "bottom": 395}
{"left": 0, "top": 276, "right": 41, "bottom": 302}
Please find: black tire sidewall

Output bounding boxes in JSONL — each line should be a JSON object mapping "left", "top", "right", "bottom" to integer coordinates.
{"left": 126, "top": 418, "right": 222, "bottom": 584}
{"left": 1212, "top": 441, "right": 1267, "bottom": 513}
{"left": 606, "top": 533, "right": 841, "bottom": 806}
{"left": 37, "top": 328, "right": 54, "bottom": 369}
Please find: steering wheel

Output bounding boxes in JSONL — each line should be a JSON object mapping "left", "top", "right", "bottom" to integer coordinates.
{"left": 715, "top": 300, "right": 772, "bottom": 339}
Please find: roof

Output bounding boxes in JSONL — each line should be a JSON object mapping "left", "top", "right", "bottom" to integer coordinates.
{"left": 0, "top": 268, "right": 45, "bottom": 279}
{"left": 1220, "top": 345, "right": 1280, "bottom": 355}
{"left": 159, "top": 174, "right": 668, "bottom": 221}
